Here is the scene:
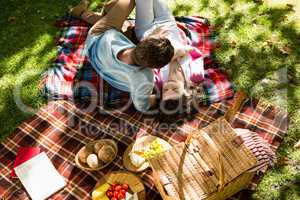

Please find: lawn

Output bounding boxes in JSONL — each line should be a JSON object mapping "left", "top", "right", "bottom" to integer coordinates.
{"left": 0, "top": 0, "right": 299, "bottom": 199}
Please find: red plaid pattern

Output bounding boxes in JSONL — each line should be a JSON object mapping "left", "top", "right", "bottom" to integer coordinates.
{"left": 0, "top": 97, "right": 287, "bottom": 199}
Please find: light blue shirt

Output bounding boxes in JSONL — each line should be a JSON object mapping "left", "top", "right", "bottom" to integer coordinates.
{"left": 85, "top": 29, "right": 154, "bottom": 112}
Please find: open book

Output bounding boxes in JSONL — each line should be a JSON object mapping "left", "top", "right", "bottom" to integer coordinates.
{"left": 14, "top": 152, "right": 66, "bottom": 200}
{"left": 11, "top": 147, "right": 41, "bottom": 178}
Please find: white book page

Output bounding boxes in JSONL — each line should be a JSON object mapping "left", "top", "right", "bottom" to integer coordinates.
{"left": 14, "top": 152, "right": 66, "bottom": 200}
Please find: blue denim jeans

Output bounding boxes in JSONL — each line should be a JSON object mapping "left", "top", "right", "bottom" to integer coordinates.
{"left": 134, "top": 0, "right": 178, "bottom": 40}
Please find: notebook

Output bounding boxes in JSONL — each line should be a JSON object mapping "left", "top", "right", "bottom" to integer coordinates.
{"left": 14, "top": 152, "right": 66, "bottom": 200}
{"left": 11, "top": 147, "right": 41, "bottom": 178}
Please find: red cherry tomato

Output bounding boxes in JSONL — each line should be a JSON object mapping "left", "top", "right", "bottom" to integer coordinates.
{"left": 111, "top": 183, "right": 117, "bottom": 190}
{"left": 114, "top": 191, "right": 119, "bottom": 197}
{"left": 114, "top": 185, "right": 122, "bottom": 191}
{"left": 120, "top": 189, "right": 126, "bottom": 195}
{"left": 111, "top": 197, "right": 117, "bottom": 200}
{"left": 106, "top": 191, "right": 113, "bottom": 198}
{"left": 114, "top": 183, "right": 120, "bottom": 190}
{"left": 117, "top": 193, "right": 125, "bottom": 200}
{"left": 121, "top": 183, "right": 129, "bottom": 190}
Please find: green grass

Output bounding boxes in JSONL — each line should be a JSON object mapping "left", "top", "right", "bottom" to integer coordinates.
{"left": 0, "top": 0, "right": 299, "bottom": 199}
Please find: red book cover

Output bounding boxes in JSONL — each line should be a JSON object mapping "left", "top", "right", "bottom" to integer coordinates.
{"left": 11, "top": 147, "right": 41, "bottom": 178}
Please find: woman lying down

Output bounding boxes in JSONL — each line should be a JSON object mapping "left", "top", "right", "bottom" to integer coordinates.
{"left": 70, "top": 0, "right": 205, "bottom": 113}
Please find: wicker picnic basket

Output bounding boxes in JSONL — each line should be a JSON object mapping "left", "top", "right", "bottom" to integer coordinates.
{"left": 148, "top": 92, "right": 258, "bottom": 200}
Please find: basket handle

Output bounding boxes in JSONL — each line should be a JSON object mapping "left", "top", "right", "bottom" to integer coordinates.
{"left": 224, "top": 90, "right": 248, "bottom": 123}
{"left": 153, "top": 136, "right": 225, "bottom": 200}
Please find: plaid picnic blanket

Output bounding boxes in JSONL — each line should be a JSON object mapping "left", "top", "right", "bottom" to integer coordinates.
{"left": 0, "top": 16, "right": 288, "bottom": 200}
{"left": 41, "top": 16, "right": 233, "bottom": 105}
{"left": 0, "top": 97, "right": 287, "bottom": 199}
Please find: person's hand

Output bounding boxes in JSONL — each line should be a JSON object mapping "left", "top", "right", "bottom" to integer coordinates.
{"left": 172, "top": 45, "right": 193, "bottom": 62}
{"left": 148, "top": 27, "right": 169, "bottom": 39}
{"left": 149, "top": 94, "right": 158, "bottom": 108}
{"left": 156, "top": 28, "right": 169, "bottom": 38}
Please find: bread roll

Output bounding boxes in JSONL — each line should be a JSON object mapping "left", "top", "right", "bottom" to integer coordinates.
{"left": 87, "top": 154, "right": 99, "bottom": 169}
{"left": 94, "top": 142, "right": 104, "bottom": 153}
{"left": 98, "top": 145, "right": 115, "bottom": 163}
{"left": 78, "top": 147, "right": 90, "bottom": 164}
{"left": 86, "top": 143, "right": 95, "bottom": 154}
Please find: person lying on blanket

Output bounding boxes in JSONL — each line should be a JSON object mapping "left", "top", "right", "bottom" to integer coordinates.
{"left": 70, "top": 0, "right": 194, "bottom": 112}
{"left": 133, "top": 0, "right": 199, "bottom": 111}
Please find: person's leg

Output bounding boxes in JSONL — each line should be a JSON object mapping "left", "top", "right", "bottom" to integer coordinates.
{"left": 134, "top": 0, "right": 155, "bottom": 40}
{"left": 70, "top": 0, "right": 118, "bottom": 25}
{"left": 101, "top": 0, "right": 119, "bottom": 15}
{"left": 70, "top": 0, "right": 90, "bottom": 18}
{"left": 90, "top": 0, "right": 135, "bottom": 35}
{"left": 153, "top": 0, "right": 175, "bottom": 23}
{"left": 80, "top": 11, "right": 103, "bottom": 24}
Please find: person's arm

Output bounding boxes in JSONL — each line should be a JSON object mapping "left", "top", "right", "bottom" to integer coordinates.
{"left": 171, "top": 45, "right": 193, "bottom": 62}
{"left": 132, "top": 93, "right": 157, "bottom": 113}
{"left": 168, "top": 59, "right": 185, "bottom": 82}
{"left": 131, "top": 77, "right": 156, "bottom": 112}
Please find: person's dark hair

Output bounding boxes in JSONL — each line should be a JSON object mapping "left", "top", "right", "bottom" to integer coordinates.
{"left": 133, "top": 38, "right": 174, "bottom": 69}
{"left": 158, "top": 95, "right": 198, "bottom": 125}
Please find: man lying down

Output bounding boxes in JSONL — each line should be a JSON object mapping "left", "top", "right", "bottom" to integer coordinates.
{"left": 70, "top": 0, "right": 204, "bottom": 113}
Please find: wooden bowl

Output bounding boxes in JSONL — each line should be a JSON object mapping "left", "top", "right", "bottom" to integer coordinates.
{"left": 94, "top": 171, "right": 146, "bottom": 200}
{"left": 75, "top": 139, "right": 118, "bottom": 171}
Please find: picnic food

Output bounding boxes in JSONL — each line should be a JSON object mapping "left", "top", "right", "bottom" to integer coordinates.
{"left": 92, "top": 183, "right": 111, "bottom": 200}
{"left": 105, "top": 183, "right": 130, "bottom": 200}
{"left": 93, "top": 171, "right": 145, "bottom": 199}
{"left": 130, "top": 153, "right": 145, "bottom": 168}
{"left": 87, "top": 154, "right": 99, "bottom": 169}
{"left": 94, "top": 142, "right": 104, "bottom": 153}
{"left": 78, "top": 147, "right": 89, "bottom": 164}
{"left": 75, "top": 139, "right": 118, "bottom": 171}
{"left": 86, "top": 143, "right": 95, "bottom": 154}
{"left": 142, "top": 139, "right": 165, "bottom": 159}
{"left": 130, "top": 138, "right": 168, "bottom": 168}
{"left": 98, "top": 145, "right": 115, "bottom": 163}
